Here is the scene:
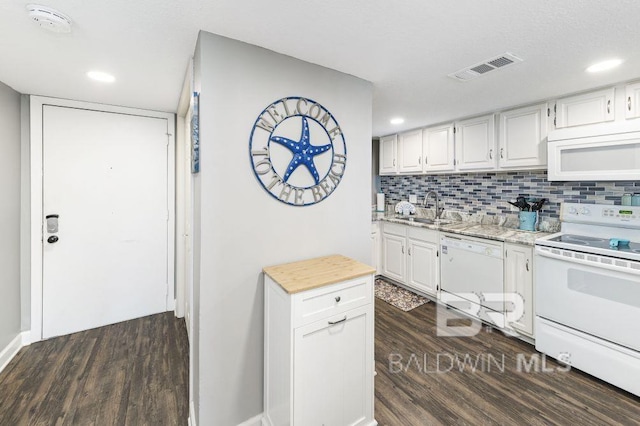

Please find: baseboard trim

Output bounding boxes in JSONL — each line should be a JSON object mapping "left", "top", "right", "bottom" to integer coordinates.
{"left": 188, "top": 401, "right": 196, "bottom": 426}
{"left": 0, "top": 331, "right": 29, "bottom": 374}
{"left": 237, "top": 413, "right": 264, "bottom": 426}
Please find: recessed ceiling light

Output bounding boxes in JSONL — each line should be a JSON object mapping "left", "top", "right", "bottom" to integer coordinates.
{"left": 586, "top": 59, "right": 623, "bottom": 73}
{"left": 87, "top": 71, "right": 115, "bottom": 83}
{"left": 390, "top": 117, "right": 405, "bottom": 125}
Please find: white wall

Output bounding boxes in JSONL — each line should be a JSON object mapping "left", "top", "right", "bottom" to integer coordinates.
{"left": 193, "top": 32, "right": 373, "bottom": 425}
{"left": 0, "top": 81, "right": 22, "bottom": 351}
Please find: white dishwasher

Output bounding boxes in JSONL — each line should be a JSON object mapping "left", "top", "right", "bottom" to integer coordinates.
{"left": 440, "top": 233, "right": 504, "bottom": 321}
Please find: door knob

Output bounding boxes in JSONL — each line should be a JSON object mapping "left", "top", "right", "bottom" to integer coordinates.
{"left": 48, "top": 235, "right": 59, "bottom": 244}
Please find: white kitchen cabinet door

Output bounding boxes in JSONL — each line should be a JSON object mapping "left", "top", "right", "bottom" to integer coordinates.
{"left": 398, "top": 129, "right": 423, "bottom": 173}
{"left": 423, "top": 123, "right": 455, "bottom": 172}
{"left": 294, "top": 305, "right": 373, "bottom": 426}
{"left": 554, "top": 87, "right": 615, "bottom": 128}
{"left": 504, "top": 243, "right": 533, "bottom": 336}
{"left": 407, "top": 238, "right": 438, "bottom": 296}
{"left": 455, "top": 114, "right": 496, "bottom": 170}
{"left": 498, "top": 103, "right": 548, "bottom": 169}
{"left": 382, "top": 233, "right": 406, "bottom": 283}
{"left": 625, "top": 82, "right": 640, "bottom": 119}
{"left": 379, "top": 134, "right": 398, "bottom": 175}
{"left": 371, "top": 223, "right": 381, "bottom": 275}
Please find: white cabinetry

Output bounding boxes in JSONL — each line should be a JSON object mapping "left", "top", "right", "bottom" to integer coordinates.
{"left": 371, "top": 222, "right": 380, "bottom": 275}
{"left": 423, "top": 123, "right": 455, "bottom": 172}
{"left": 504, "top": 243, "right": 533, "bottom": 337}
{"left": 554, "top": 88, "right": 615, "bottom": 128}
{"left": 381, "top": 222, "right": 438, "bottom": 296}
{"left": 398, "top": 129, "right": 423, "bottom": 173}
{"left": 406, "top": 227, "right": 439, "bottom": 296}
{"left": 625, "top": 82, "right": 640, "bottom": 119}
{"left": 264, "top": 256, "right": 376, "bottom": 426}
{"left": 455, "top": 114, "right": 496, "bottom": 170}
{"left": 381, "top": 223, "right": 406, "bottom": 283}
{"left": 498, "top": 103, "right": 548, "bottom": 169}
{"left": 379, "top": 134, "right": 397, "bottom": 175}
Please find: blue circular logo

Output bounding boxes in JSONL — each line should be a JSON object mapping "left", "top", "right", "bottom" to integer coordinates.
{"left": 249, "top": 97, "right": 347, "bottom": 206}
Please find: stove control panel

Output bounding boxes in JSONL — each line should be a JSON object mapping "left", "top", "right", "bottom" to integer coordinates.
{"left": 561, "top": 202, "right": 640, "bottom": 227}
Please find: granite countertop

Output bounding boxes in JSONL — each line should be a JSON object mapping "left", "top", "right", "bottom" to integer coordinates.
{"left": 374, "top": 209, "right": 556, "bottom": 246}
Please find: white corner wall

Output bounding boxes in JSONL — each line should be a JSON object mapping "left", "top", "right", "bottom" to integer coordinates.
{"left": 193, "top": 32, "right": 373, "bottom": 425}
{"left": 0, "top": 81, "right": 22, "bottom": 362}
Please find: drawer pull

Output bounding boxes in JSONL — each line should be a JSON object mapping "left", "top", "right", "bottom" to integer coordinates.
{"left": 335, "top": 296, "right": 341, "bottom": 303}
{"left": 328, "top": 316, "right": 347, "bottom": 325}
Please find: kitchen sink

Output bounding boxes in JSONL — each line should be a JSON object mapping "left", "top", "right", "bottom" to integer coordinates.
{"left": 394, "top": 216, "right": 451, "bottom": 225}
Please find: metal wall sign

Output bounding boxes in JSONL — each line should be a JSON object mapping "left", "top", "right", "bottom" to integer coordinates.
{"left": 249, "top": 97, "right": 347, "bottom": 206}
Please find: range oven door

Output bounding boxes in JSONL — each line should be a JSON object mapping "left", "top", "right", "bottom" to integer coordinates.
{"left": 535, "top": 246, "right": 640, "bottom": 352}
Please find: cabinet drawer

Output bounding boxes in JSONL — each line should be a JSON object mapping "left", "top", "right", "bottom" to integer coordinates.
{"left": 407, "top": 226, "right": 438, "bottom": 244}
{"left": 382, "top": 222, "right": 406, "bottom": 237}
{"left": 293, "top": 275, "right": 372, "bottom": 327}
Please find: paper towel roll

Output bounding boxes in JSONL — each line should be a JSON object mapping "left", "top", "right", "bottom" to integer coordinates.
{"left": 376, "top": 193, "right": 385, "bottom": 212}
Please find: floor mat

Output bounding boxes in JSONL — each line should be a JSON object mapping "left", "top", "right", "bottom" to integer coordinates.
{"left": 374, "top": 278, "right": 429, "bottom": 312}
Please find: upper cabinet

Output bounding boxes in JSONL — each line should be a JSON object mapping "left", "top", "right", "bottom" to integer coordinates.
{"left": 554, "top": 88, "right": 615, "bottom": 128}
{"left": 379, "top": 134, "right": 397, "bottom": 175}
{"left": 423, "top": 123, "right": 455, "bottom": 172}
{"left": 498, "top": 103, "right": 548, "bottom": 169}
{"left": 454, "top": 114, "right": 496, "bottom": 171}
{"left": 398, "top": 129, "right": 423, "bottom": 173}
{"left": 625, "top": 82, "right": 640, "bottom": 119}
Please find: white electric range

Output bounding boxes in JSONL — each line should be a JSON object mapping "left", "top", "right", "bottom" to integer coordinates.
{"left": 534, "top": 202, "right": 640, "bottom": 397}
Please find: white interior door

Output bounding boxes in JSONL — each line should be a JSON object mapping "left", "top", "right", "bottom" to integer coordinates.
{"left": 42, "top": 105, "right": 170, "bottom": 339}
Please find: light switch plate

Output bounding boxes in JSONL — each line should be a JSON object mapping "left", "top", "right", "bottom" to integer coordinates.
{"left": 409, "top": 194, "right": 417, "bottom": 204}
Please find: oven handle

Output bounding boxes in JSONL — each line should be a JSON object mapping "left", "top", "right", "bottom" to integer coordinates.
{"left": 535, "top": 246, "right": 640, "bottom": 276}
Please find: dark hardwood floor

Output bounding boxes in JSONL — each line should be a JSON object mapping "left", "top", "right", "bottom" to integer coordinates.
{"left": 374, "top": 298, "right": 640, "bottom": 426}
{"left": 0, "top": 312, "right": 189, "bottom": 426}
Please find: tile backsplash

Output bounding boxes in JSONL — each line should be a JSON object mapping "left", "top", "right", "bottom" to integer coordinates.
{"left": 380, "top": 170, "right": 640, "bottom": 221}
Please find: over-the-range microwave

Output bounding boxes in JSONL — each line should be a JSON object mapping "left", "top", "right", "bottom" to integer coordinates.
{"left": 547, "top": 121, "right": 640, "bottom": 181}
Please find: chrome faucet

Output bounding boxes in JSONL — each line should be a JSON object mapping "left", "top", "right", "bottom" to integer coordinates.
{"left": 424, "top": 190, "right": 443, "bottom": 219}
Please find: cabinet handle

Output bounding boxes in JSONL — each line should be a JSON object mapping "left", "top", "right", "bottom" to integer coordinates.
{"left": 401, "top": 245, "right": 405, "bottom": 254}
{"left": 526, "top": 259, "right": 530, "bottom": 271}
{"left": 328, "top": 316, "right": 347, "bottom": 325}
{"left": 607, "top": 99, "right": 611, "bottom": 114}
{"left": 629, "top": 96, "right": 632, "bottom": 111}
{"left": 408, "top": 247, "right": 412, "bottom": 256}
{"left": 418, "top": 156, "right": 421, "bottom": 164}
{"left": 500, "top": 148, "right": 504, "bottom": 159}
{"left": 393, "top": 159, "right": 395, "bottom": 167}
{"left": 335, "top": 296, "right": 341, "bottom": 303}
{"left": 489, "top": 149, "right": 493, "bottom": 160}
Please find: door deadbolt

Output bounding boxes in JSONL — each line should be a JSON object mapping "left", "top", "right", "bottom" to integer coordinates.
{"left": 47, "top": 235, "right": 59, "bottom": 244}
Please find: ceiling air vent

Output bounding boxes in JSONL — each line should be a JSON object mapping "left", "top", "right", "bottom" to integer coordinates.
{"left": 449, "top": 53, "right": 523, "bottom": 82}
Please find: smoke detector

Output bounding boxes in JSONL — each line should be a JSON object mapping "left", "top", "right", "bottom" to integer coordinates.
{"left": 449, "top": 53, "right": 523, "bottom": 82}
{"left": 27, "top": 4, "right": 72, "bottom": 33}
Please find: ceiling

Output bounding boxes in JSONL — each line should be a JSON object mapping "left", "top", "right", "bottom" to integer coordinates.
{"left": 1, "top": 0, "right": 639, "bottom": 137}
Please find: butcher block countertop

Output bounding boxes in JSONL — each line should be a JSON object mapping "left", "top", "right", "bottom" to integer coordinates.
{"left": 263, "top": 254, "right": 375, "bottom": 294}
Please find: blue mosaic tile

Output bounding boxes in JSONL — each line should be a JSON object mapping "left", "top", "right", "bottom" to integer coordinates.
{"left": 379, "top": 170, "right": 640, "bottom": 220}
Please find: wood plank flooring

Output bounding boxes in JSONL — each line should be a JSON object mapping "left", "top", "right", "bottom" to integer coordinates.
{"left": 0, "top": 312, "right": 189, "bottom": 426}
{"left": 374, "top": 298, "right": 640, "bottom": 425}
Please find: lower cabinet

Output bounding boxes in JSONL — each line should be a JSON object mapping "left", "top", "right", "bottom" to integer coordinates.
{"left": 371, "top": 222, "right": 381, "bottom": 275}
{"left": 381, "top": 222, "right": 438, "bottom": 296}
{"left": 504, "top": 243, "right": 534, "bottom": 337}
{"left": 381, "top": 224, "right": 406, "bottom": 282}
{"left": 264, "top": 264, "right": 376, "bottom": 426}
{"left": 294, "top": 304, "right": 371, "bottom": 425}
